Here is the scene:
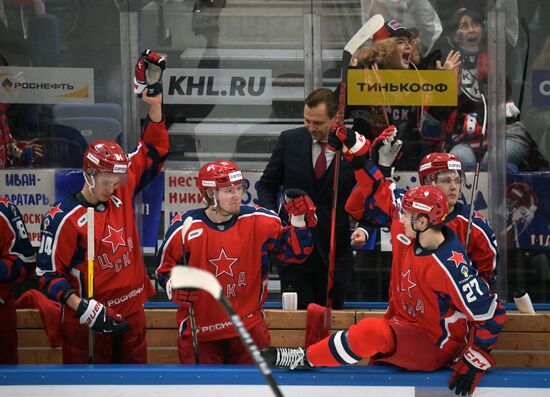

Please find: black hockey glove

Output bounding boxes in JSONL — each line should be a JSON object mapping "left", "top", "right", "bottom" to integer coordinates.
{"left": 449, "top": 346, "right": 494, "bottom": 396}
{"left": 76, "top": 298, "right": 129, "bottom": 336}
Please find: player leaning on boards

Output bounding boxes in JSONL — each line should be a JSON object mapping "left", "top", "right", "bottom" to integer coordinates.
{"left": 263, "top": 129, "right": 506, "bottom": 397}
{"left": 35, "top": 50, "right": 168, "bottom": 364}
{"left": 156, "top": 160, "right": 316, "bottom": 364}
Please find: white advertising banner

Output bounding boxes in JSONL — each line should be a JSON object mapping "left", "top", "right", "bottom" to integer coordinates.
{"left": 0, "top": 67, "right": 94, "bottom": 104}
{"left": 164, "top": 169, "right": 262, "bottom": 231}
{"left": 164, "top": 68, "right": 272, "bottom": 105}
{"left": 0, "top": 170, "right": 56, "bottom": 246}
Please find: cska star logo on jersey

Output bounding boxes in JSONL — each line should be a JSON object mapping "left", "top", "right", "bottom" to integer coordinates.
{"left": 400, "top": 269, "right": 417, "bottom": 299}
{"left": 171, "top": 212, "right": 184, "bottom": 224}
{"left": 448, "top": 251, "right": 467, "bottom": 268}
{"left": 208, "top": 247, "right": 238, "bottom": 278}
{"left": 101, "top": 225, "right": 126, "bottom": 254}
{"left": 0, "top": 197, "right": 10, "bottom": 207}
{"left": 46, "top": 204, "right": 63, "bottom": 219}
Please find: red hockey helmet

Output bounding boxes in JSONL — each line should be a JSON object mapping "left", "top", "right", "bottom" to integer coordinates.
{"left": 507, "top": 182, "right": 538, "bottom": 209}
{"left": 196, "top": 160, "right": 243, "bottom": 194}
{"left": 83, "top": 140, "right": 128, "bottom": 175}
{"left": 402, "top": 185, "right": 449, "bottom": 225}
{"left": 418, "top": 152, "right": 463, "bottom": 185}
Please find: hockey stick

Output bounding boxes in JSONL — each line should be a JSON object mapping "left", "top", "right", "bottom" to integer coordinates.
{"left": 86, "top": 207, "right": 95, "bottom": 364}
{"left": 517, "top": 17, "right": 529, "bottom": 118}
{"left": 170, "top": 266, "right": 284, "bottom": 397}
{"left": 325, "top": 14, "right": 384, "bottom": 330}
{"left": 465, "top": 92, "right": 487, "bottom": 249}
{"left": 179, "top": 216, "right": 199, "bottom": 365}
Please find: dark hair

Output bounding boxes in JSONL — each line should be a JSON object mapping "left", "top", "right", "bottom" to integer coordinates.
{"left": 448, "top": 8, "right": 484, "bottom": 35}
{"left": 304, "top": 88, "right": 339, "bottom": 119}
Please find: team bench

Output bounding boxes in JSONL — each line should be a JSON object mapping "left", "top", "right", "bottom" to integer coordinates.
{"left": 15, "top": 309, "right": 550, "bottom": 366}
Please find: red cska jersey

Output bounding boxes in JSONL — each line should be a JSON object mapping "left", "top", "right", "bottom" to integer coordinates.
{"left": 156, "top": 205, "right": 314, "bottom": 341}
{"left": 347, "top": 161, "right": 498, "bottom": 284}
{"left": 36, "top": 118, "right": 168, "bottom": 317}
{"left": 345, "top": 162, "right": 505, "bottom": 355}
{"left": 0, "top": 197, "right": 36, "bottom": 302}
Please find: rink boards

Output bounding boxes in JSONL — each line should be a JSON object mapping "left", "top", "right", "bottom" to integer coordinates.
{"left": 1, "top": 365, "right": 549, "bottom": 397}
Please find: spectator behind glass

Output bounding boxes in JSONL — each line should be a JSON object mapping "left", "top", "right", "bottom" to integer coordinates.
{"left": 361, "top": 0, "right": 443, "bottom": 56}
{"left": 0, "top": 52, "right": 43, "bottom": 168}
{"left": 440, "top": 8, "right": 488, "bottom": 170}
{"left": 523, "top": 36, "right": 550, "bottom": 163}
{"left": 349, "top": 20, "right": 461, "bottom": 170}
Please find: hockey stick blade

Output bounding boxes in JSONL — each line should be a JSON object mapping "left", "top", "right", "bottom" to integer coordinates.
{"left": 170, "top": 266, "right": 284, "bottom": 397}
{"left": 171, "top": 266, "right": 222, "bottom": 299}
{"left": 344, "top": 14, "right": 384, "bottom": 56}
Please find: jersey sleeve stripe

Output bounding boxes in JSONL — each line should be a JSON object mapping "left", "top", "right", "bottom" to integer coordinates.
{"left": 433, "top": 255, "right": 498, "bottom": 321}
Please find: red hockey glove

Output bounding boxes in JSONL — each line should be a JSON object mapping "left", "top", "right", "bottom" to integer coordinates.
{"left": 283, "top": 188, "right": 317, "bottom": 228}
{"left": 370, "top": 125, "right": 402, "bottom": 167}
{"left": 167, "top": 276, "right": 200, "bottom": 306}
{"left": 449, "top": 346, "right": 494, "bottom": 396}
{"left": 133, "top": 49, "right": 166, "bottom": 97}
{"left": 330, "top": 124, "right": 370, "bottom": 161}
{"left": 75, "top": 298, "right": 129, "bottom": 336}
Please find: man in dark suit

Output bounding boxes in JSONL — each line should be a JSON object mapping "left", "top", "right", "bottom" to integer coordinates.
{"left": 257, "top": 88, "right": 368, "bottom": 310}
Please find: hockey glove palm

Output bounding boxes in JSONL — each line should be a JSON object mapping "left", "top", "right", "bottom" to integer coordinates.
{"left": 76, "top": 298, "right": 129, "bottom": 336}
{"left": 283, "top": 189, "right": 317, "bottom": 228}
{"left": 449, "top": 346, "right": 494, "bottom": 396}
{"left": 133, "top": 49, "right": 167, "bottom": 97}
{"left": 370, "top": 125, "right": 402, "bottom": 167}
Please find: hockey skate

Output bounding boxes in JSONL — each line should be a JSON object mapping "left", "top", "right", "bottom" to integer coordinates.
{"left": 261, "top": 347, "right": 314, "bottom": 370}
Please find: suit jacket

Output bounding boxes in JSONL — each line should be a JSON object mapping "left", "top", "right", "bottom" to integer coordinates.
{"left": 257, "top": 127, "right": 356, "bottom": 270}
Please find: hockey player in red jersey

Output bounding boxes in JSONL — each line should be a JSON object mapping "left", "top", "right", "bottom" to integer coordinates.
{"left": 0, "top": 197, "right": 36, "bottom": 364}
{"left": 156, "top": 160, "right": 315, "bottom": 364}
{"left": 350, "top": 126, "right": 498, "bottom": 285}
{"left": 263, "top": 185, "right": 506, "bottom": 396}
{"left": 36, "top": 50, "right": 168, "bottom": 364}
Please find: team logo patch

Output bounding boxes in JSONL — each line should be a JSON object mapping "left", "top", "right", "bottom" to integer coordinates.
{"left": 188, "top": 229, "right": 203, "bottom": 241}
{"left": 461, "top": 265, "right": 469, "bottom": 278}
{"left": 448, "top": 251, "right": 467, "bottom": 268}
{"left": 208, "top": 247, "right": 238, "bottom": 278}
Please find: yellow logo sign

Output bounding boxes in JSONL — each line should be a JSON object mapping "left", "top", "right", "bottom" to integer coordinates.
{"left": 347, "top": 69, "right": 458, "bottom": 106}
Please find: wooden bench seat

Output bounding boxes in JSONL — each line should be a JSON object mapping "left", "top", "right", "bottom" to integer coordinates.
{"left": 16, "top": 309, "right": 550, "bottom": 367}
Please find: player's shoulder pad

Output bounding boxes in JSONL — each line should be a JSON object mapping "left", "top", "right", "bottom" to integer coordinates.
{"left": 169, "top": 209, "right": 202, "bottom": 226}
{"left": 434, "top": 227, "right": 476, "bottom": 279}
{"left": 40, "top": 198, "right": 81, "bottom": 235}
{"left": 455, "top": 202, "right": 494, "bottom": 233}
{"left": 240, "top": 204, "right": 281, "bottom": 220}
{"left": 0, "top": 196, "right": 21, "bottom": 220}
